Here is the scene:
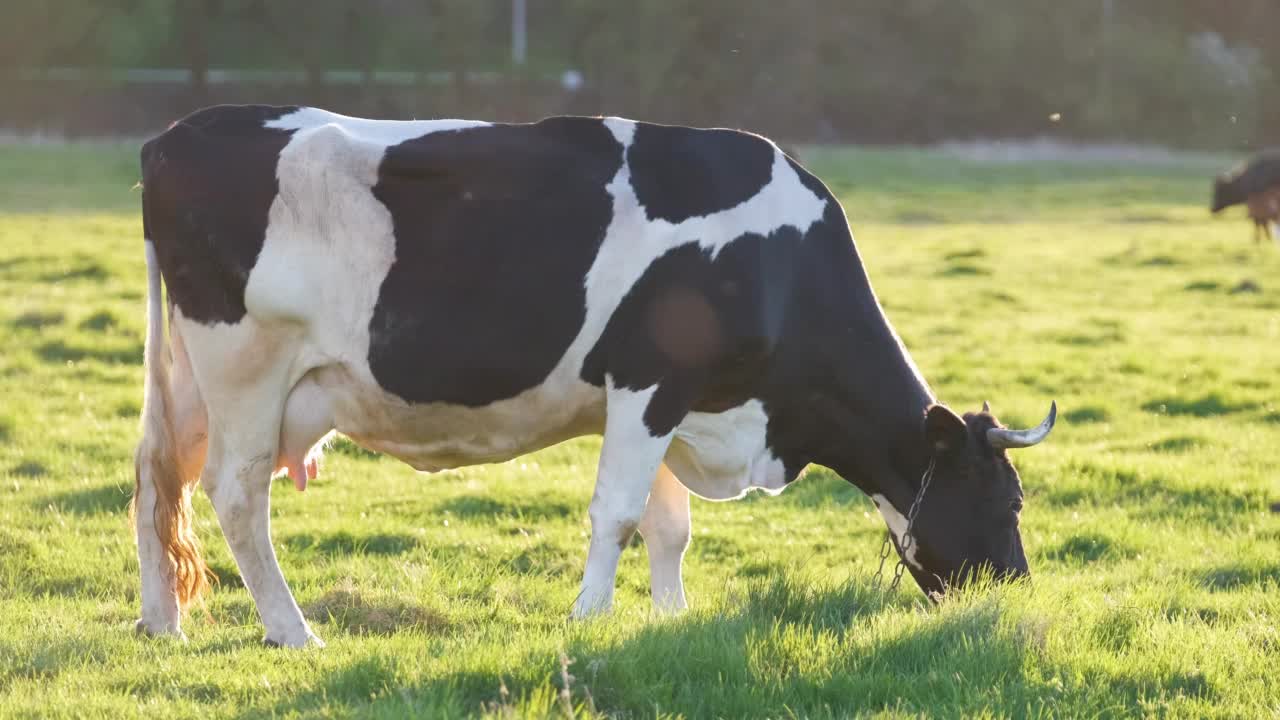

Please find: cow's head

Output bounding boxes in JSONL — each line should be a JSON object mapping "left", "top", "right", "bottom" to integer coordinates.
{"left": 890, "top": 401, "right": 1056, "bottom": 596}
{"left": 1211, "top": 173, "right": 1240, "bottom": 213}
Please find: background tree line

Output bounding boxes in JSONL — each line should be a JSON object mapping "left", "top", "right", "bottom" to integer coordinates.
{"left": 1, "top": 0, "right": 1275, "bottom": 147}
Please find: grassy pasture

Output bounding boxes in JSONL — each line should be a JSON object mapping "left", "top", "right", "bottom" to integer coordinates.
{"left": 0, "top": 141, "right": 1278, "bottom": 718}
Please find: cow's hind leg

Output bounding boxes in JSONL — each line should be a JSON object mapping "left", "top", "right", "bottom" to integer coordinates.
{"left": 573, "top": 383, "right": 679, "bottom": 618}
{"left": 203, "top": 425, "right": 321, "bottom": 647}
{"left": 639, "top": 463, "right": 691, "bottom": 613}
{"left": 182, "top": 320, "right": 322, "bottom": 648}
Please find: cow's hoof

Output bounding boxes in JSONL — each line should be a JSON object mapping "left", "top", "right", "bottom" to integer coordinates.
{"left": 262, "top": 630, "right": 325, "bottom": 649}
{"left": 134, "top": 618, "right": 187, "bottom": 642}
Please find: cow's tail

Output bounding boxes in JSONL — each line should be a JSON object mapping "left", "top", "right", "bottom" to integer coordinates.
{"left": 131, "top": 196, "right": 209, "bottom": 611}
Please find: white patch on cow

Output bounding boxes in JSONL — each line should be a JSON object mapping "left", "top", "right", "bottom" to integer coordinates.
{"left": 871, "top": 493, "right": 923, "bottom": 570}
{"left": 601, "top": 116, "right": 635, "bottom": 146}
{"left": 266, "top": 106, "right": 489, "bottom": 144}
{"left": 664, "top": 400, "right": 788, "bottom": 501}
{"left": 682, "top": 151, "right": 827, "bottom": 259}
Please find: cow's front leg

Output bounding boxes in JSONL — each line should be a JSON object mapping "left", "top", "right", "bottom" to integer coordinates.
{"left": 639, "top": 463, "right": 691, "bottom": 613}
{"left": 572, "top": 384, "right": 677, "bottom": 618}
{"left": 202, "top": 431, "right": 321, "bottom": 648}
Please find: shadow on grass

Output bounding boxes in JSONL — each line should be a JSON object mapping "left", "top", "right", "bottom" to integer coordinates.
{"left": 1047, "top": 330, "right": 1125, "bottom": 347}
{"left": 1040, "top": 532, "right": 1135, "bottom": 565}
{"left": 1196, "top": 563, "right": 1280, "bottom": 591}
{"left": 938, "top": 263, "right": 990, "bottom": 277}
{"left": 304, "top": 579, "right": 450, "bottom": 636}
{"left": 36, "top": 339, "right": 142, "bottom": 365}
{"left": 1063, "top": 405, "right": 1109, "bottom": 424}
{"left": 506, "top": 541, "right": 576, "bottom": 576}
{"left": 282, "top": 531, "right": 419, "bottom": 557}
{"left": 894, "top": 209, "right": 946, "bottom": 224}
{"left": 1140, "top": 393, "right": 1256, "bottom": 418}
{"left": 207, "top": 560, "right": 245, "bottom": 589}
{"left": 233, "top": 573, "right": 1212, "bottom": 718}
{"left": 1040, "top": 460, "right": 1264, "bottom": 522}
{"left": 1183, "top": 280, "right": 1221, "bottom": 292}
{"left": 38, "top": 261, "right": 110, "bottom": 284}
{"left": 980, "top": 289, "right": 1022, "bottom": 307}
{"left": 1101, "top": 249, "right": 1193, "bottom": 268}
{"left": 11, "top": 310, "right": 64, "bottom": 330}
{"left": 78, "top": 310, "right": 120, "bottom": 332}
{"left": 435, "top": 494, "right": 581, "bottom": 522}
{"left": 0, "top": 256, "right": 46, "bottom": 273}
{"left": 240, "top": 577, "right": 920, "bottom": 718}
{"left": 36, "top": 482, "right": 131, "bottom": 515}
{"left": 110, "top": 677, "right": 224, "bottom": 703}
{"left": 11, "top": 460, "right": 47, "bottom": 478}
{"left": 688, "top": 534, "right": 746, "bottom": 562}
{"left": 0, "top": 637, "right": 114, "bottom": 694}
{"left": 1147, "top": 435, "right": 1204, "bottom": 453}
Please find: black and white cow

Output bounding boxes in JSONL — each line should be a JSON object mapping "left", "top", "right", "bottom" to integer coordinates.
{"left": 133, "top": 105, "right": 1055, "bottom": 647}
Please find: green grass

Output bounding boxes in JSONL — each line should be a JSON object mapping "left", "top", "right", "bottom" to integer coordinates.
{"left": 1, "top": 140, "right": 1278, "bottom": 719}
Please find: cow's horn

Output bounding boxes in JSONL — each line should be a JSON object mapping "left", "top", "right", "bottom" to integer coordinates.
{"left": 981, "top": 401, "right": 991, "bottom": 413}
{"left": 987, "top": 401, "right": 1057, "bottom": 449}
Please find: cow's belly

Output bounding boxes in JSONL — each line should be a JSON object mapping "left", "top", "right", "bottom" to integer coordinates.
{"left": 283, "top": 361, "right": 783, "bottom": 489}
{"left": 664, "top": 400, "right": 788, "bottom": 501}
{"left": 292, "top": 364, "right": 606, "bottom": 472}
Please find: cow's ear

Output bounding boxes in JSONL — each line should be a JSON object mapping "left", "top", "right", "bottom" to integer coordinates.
{"left": 924, "top": 404, "right": 967, "bottom": 454}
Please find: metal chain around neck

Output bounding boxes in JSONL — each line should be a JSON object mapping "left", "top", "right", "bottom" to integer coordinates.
{"left": 873, "top": 457, "right": 937, "bottom": 591}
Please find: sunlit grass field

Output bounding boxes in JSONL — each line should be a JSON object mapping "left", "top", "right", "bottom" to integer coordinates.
{"left": 1, "top": 140, "right": 1277, "bottom": 718}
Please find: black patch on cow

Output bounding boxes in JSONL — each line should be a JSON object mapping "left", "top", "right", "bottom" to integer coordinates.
{"left": 141, "top": 104, "right": 299, "bottom": 325}
{"left": 368, "top": 116, "right": 624, "bottom": 406}
{"left": 581, "top": 228, "right": 800, "bottom": 436}
{"left": 627, "top": 123, "right": 775, "bottom": 224}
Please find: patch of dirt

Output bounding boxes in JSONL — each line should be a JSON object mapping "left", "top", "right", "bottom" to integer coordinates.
{"left": 304, "top": 578, "right": 449, "bottom": 636}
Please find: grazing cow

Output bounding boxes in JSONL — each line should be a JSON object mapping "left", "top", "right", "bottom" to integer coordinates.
{"left": 133, "top": 105, "right": 1056, "bottom": 647}
{"left": 1212, "top": 149, "right": 1280, "bottom": 243}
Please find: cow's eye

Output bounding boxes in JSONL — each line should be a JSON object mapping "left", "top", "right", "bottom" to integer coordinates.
{"left": 1009, "top": 497, "right": 1024, "bottom": 513}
